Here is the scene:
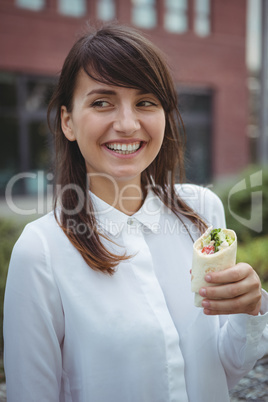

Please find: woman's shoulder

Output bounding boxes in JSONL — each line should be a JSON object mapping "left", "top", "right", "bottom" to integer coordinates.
{"left": 12, "top": 211, "right": 60, "bottom": 257}
{"left": 21, "top": 210, "right": 59, "bottom": 236}
{"left": 175, "top": 183, "right": 225, "bottom": 226}
{"left": 5, "top": 212, "right": 65, "bottom": 319}
{"left": 175, "top": 183, "right": 222, "bottom": 209}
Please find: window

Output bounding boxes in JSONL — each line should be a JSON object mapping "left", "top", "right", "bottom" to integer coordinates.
{"left": 58, "top": 0, "right": 86, "bottom": 17}
{"left": 164, "top": 0, "right": 188, "bottom": 33}
{"left": 178, "top": 89, "right": 212, "bottom": 183}
{"left": 97, "top": 0, "right": 116, "bottom": 21}
{"left": 194, "top": 0, "right": 211, "bottom": 37}
{"left": 0, "top": 73, "right": 55, "bottom": 195}
{"left": 131, "top": 0, "right": 157, "bottom": 29}
{"left": 16, "top": 0, "right": 45, "bottom": 11}
{"left": 0, "top": 73, "right": 20, "bottom": 195}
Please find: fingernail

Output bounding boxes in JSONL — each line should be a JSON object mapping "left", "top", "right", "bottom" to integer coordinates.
{"left": 200, "top": 288, "right": 206, "bottom": 296}
{"left": 205, "top": 275, "right": 212, "bottom": 282}
{"left": 202, "top": 301, "right": 210, "bottom": 308}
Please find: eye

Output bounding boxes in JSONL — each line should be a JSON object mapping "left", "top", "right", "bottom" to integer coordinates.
{"left": 91, "top": 100, "right": 111, "bottom": 108}
{"left": 137, "top": 100, "right": 158, "bottom": 107}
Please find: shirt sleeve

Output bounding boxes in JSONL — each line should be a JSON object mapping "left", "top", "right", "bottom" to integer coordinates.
{"left": 203, "top": 188, "right": 268, "bottom": 389}
{"left": 3, "top": 223, "right": 64, "bottom": 402}
{"left": 219, "top": 308, "right": 268, "bottom": 389}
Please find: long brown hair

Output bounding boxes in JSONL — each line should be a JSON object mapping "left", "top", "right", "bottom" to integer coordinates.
{"left": 47, "top": 23, "right": 207, "bottom": 274}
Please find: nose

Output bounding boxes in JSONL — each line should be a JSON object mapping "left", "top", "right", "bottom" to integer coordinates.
{"left": 113, "top": 105, "right": 141, "bottom": 135}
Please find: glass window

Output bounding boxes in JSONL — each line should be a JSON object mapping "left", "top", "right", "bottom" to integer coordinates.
{"left": 0, "top": 73, "right": 19, "bottom": 196}
{"left": 0, "top": 73, "right": 55, "bottom": 195}
{"left": 16, "top": 0, "right": 45, "bottom": 11}
{"left": 0, "top": 117, "right": 20, "bottom": 196}
{"left": 29, "top": 121, "right": 50, "bottom": 171}
{"left": 131, "top": 0, "right": 157, "bottom": 29}
{"left": 97, "top": 0, "right": 116, "bottom": 21}
{"left": 164, "top": 0, "right": 188, "bottom": 33}
{"left": 178, "top": 90, "right": 212, "bottom": 184}
{"left": 58, "top": 0, "right": 86, "bottom": 17}
{"left": 194, "top": 0, "right": 211, "bottom": 37}
{"left": 0, "top": 76, "right": 16, "bottom": 109}
{"left": 25, "top": 80, "right": 54, "bottom": 112}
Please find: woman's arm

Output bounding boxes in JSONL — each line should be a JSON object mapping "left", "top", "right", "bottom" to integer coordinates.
{"left": 4, "top": 223, "right": 64, "bottom": 402}
{"left": 200, "top": 187, "right": 268, "bottom": 388}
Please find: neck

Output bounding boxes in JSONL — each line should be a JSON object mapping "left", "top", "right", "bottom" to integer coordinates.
{"left": 88, "top": 175, "right": 145, "bottom": 215}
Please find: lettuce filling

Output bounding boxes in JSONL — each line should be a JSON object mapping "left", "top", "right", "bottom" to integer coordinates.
{"left": 201, "top": 228, "right": 234, "bottom": 254}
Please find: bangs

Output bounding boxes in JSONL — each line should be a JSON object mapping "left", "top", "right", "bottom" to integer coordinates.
{"left": 80, "top": 29, "right": 173, "bottom": 112}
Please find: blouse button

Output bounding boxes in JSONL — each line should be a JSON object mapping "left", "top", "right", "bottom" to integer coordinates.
{"left": 127, "top": 218, "right": 135, "bottom": 225}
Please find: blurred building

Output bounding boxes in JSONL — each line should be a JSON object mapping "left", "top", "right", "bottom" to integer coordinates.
{"left": 0, "top": 0, "right": 248, "bottom": 195}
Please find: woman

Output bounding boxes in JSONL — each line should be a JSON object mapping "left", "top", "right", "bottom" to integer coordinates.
{"left": 4, "top": 24, "right": 268, "bottom": 402}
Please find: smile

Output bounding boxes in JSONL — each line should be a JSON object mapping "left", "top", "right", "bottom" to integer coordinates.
{"left": 105, "top": 142, "right": 142, "bottom": 155}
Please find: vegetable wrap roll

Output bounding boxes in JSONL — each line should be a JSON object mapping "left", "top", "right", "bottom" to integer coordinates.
{"left": 191, "top": 227, "right": 237, "bottom": 307}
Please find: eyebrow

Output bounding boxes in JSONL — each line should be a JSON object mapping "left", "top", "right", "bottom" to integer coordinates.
{"left": 86, "top": 88, "right": 151, "bottom": 97}
{"left": 86, "top": 89, "right": 116, "bottom": 97}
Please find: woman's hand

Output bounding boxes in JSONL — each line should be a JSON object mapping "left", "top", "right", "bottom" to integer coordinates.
{"left": 199, "top": 263, "right": 262, "bottom": 316}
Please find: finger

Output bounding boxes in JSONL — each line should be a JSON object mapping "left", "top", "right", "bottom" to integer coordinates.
{"left": 200, "top": 282, "right": 246, "bottom": 300}
{"left": 200, "top": 271, "right": 259, "bottom": 300}
{"left": 200, "top": 268, "right": 261, "bottom": 301}
{"left": 201, "top": 290, "right": 262, "bottom": 316}
{"left": 204, "top": 263, "right": 251, "bottom": 285}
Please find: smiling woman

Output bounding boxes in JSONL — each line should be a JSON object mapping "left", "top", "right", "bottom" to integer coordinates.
{"left": 46, "top": 23, "right": 206, "bottom": 271}
{"left": 3, "top": 23, "right": 268, "bottom": 402}
{"left": 60, "top": 73, "right": 166, "bottom": 198}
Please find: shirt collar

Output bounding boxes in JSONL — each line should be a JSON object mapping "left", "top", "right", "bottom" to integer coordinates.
{"left": 90, "top": 189, "right": 163, "bottom": 236}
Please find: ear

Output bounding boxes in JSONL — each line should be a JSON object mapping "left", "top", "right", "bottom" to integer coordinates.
{"left": 61, "top": 106, "right": 76, "bottom": 141}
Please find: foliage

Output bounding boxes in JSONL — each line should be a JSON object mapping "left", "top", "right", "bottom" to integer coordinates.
{"left": 215, "top": 165, "right": 268, "bottom": 243}
{"left": 237, "top": 235, "right": 268, "bottom": 292}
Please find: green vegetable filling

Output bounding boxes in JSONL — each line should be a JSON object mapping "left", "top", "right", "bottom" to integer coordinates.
{"left": 201, "top": 228, "right": 234, "bottom": 253}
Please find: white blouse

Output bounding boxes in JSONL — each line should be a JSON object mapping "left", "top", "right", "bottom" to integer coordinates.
{"left": 4, "top": 184, "right": 268, "bottom": 402}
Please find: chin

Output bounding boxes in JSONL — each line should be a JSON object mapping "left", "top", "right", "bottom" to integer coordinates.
{"left": 112, "top": 172, "right": 142, "bottom": 184}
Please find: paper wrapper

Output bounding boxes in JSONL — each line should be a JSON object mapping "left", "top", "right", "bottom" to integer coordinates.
{"left": 191, "top": 228, "right": 237, "bottom": 307}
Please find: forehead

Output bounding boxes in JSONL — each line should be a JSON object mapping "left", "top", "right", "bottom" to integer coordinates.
{"left": 73, "top": 69, "right": 95, "bottom": 96}
{"left": 73, "top": 69, "right": 152, "bottom": 99}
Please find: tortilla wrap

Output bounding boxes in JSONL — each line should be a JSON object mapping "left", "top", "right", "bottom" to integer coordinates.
{"left": 191, "top": 228, "right": 237, "bottom": 307}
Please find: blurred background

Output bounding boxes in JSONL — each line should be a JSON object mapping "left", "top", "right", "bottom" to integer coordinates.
{"left": 0, "top": 0, "right": 267, "bottom": 386}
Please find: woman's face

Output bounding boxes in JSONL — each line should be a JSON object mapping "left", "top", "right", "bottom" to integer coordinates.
{"left": 61, "top": 69, "right": 166, "bottom": 193}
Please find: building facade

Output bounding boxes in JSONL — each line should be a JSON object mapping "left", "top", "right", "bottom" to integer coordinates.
{"left": 0, "top": 0, "right": 248, "bottom": 195}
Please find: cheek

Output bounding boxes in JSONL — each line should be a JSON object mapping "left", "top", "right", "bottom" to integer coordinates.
{"left": 74, "top": 133, "right": 94, "bottom": 161}
{"left": 153, "top": 115, "right": 166, "bottom": 144}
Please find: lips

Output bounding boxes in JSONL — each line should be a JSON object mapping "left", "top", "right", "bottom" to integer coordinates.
{"left": 105, "top": 141, "right": 142, "bottom": 155}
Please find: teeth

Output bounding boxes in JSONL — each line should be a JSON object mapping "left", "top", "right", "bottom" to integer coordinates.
{"left": 106, "top": 142, "right": 141, "bottom": 154}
